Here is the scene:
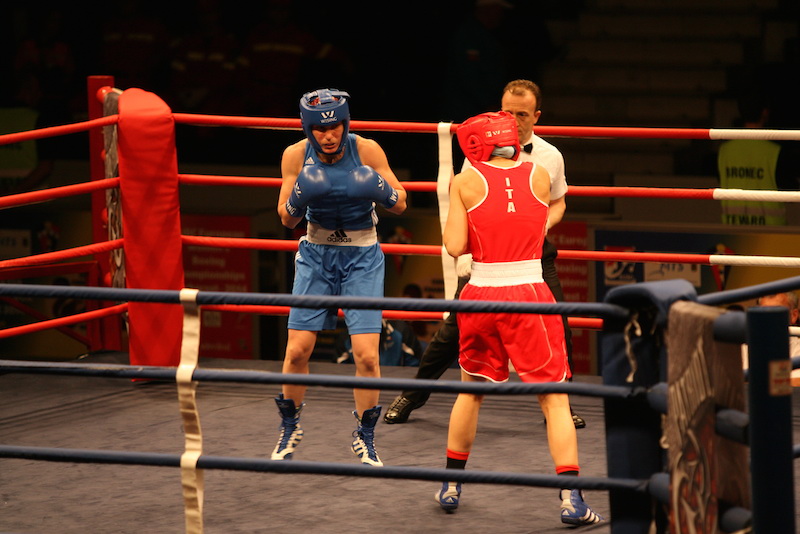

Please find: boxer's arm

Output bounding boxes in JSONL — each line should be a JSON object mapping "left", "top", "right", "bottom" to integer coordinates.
{"left": 443, "top": 173, "right": 469, "bottom": 257}
{"left": 278, "top": 144, "right": 303, "bottom": 228}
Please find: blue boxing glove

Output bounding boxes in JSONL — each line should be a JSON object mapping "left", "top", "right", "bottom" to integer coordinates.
{"left": 285, "top": 165, "right": 332, "bottom": 218}
{"left": 346, "top": 165, "right": 398, "bottom": 208}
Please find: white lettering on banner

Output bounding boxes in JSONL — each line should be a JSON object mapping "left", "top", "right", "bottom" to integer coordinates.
{"left": 202, "top": 310, "right": 222, "bottom": 328}
{"left": 644, "top": 263, "right": 701, "bottom": 287}
{"left": 0, "top": 229, "right": 31, "bottom": 260}
{"left": 191, "top": 256, "right": 226, "bottom": 268}
{"left": 725, "top": 166, "right": 765, "bottom": 179}
{"left": 604, "top": 262, "right": 636, "bottom": 286}
{"left": 549, "top": 234, "right": 587, "bottom": 247}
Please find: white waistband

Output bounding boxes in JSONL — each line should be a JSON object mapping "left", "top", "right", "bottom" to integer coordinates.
{"left": 305, "top": 222, "right": 378, "bottom": 246}
{"left": 468, "top": 260, "right": 543, "bottom": 287}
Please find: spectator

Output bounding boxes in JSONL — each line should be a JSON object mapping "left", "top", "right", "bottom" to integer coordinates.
{"left": 717, "top": 90, "right": 800, "bottom": 225}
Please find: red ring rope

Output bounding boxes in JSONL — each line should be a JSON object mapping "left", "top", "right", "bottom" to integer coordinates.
{"left": 0, "top": 178, "right": 120, "bottom": 209}
{"left": 0, "top": 303, "right": 128, "bottom": 339}
{"left": 176, "top": 174, "right": 800, "bottom": 202}
{"left": 0, "top": 116, "right": 118, "bottom": 145}
{"left": 201, "top": 304, "right": 602, "bottom": 329}
{"left": 181, "top": 235, "right": 800, "bottom": 268}
{"left": 0, "top": 240, "right": 123, "bottom": 269}
{"left": 171, "top": 113, "right": 800, "bottom": 141}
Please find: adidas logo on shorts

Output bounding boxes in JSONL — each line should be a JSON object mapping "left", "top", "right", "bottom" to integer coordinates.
{"left": 327, "top": 229, "right": 352, "bottom": 243}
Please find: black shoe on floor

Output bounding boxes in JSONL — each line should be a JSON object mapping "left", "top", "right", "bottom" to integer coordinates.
{"left": 543, "top": 410, "right": 587, "bottom": 429}
{"left": 384, "top": 396, "right": 424, "bottom": 424}
{"left": 571, "top": 410, "right": 586, "bottom": 429}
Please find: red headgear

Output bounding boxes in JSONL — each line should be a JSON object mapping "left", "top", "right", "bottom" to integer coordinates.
{"left": 456, "top": 111, "right": 520, "bottom": 165}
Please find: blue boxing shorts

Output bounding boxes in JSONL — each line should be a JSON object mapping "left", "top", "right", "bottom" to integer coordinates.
{"left": 287, "top": 233, "right": 384, "bottom": 334}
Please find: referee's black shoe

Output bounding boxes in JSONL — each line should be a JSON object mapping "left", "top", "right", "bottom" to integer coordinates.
{"left": 383, "top": 395, "right": 425, "bottom": 424}
{"left": 544, "top": 408, "right": 586, "bottom": 429}
{"left": 571, "top": 409, "right": 586, "bottom": 429}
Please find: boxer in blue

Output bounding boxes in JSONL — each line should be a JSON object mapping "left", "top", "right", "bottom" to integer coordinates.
{"left": 272, "top": 89, "right": 407, "bottom": 466}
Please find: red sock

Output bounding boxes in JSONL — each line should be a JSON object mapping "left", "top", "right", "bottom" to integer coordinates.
{"left": 556, "top": 464, "right": 580, "bottom": 476}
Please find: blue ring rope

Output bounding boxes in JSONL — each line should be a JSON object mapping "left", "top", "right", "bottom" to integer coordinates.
{"left": 0, "top": 283, "right": 628, "bottom": 319}
{"left": 0, "top": 445, "right": 648, "bottom": 493}
{"left": 698, "top": 274, "right": 800, "bottom": 307}
{"left": 0, "top": 359, "right": 644, "bottom": 399}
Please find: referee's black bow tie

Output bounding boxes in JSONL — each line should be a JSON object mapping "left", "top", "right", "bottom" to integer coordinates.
{"left": 523, "top": 143, "right": 533, "bottom": 153}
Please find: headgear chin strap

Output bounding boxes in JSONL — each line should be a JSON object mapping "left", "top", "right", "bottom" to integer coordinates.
{"left": 300, "top": 89, "right": 350, "bottom": 154}
{"left": 456, "top": 111, "right": 520, "bottom": 165}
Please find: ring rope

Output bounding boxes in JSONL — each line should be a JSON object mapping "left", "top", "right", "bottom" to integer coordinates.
{"left": 0, "top": 239, "right": 123, "bottom": 269}
{"left": 0, "top": 260, "right": 99, "bottom": 281}
{"left": 711, "top": 189, "right": 800, "bottom": 202}
{"left": 0, "top": 445, "right": 649, "bottom": 493}
{"left": 0, "top": 283, "right": 631, "bottom": 319}
{"left": 0, "top": 358, "right": 643, "bottom": 399}
{"left": 0, "top": 296, "right": 93, "bottom": 344}
{"left": 536, "top": 125, "right": 800, "bottom": 141}
{"left": 177, "top": 173, "right": 800, "bottom": 202}
{"left": 0, "top": 302, "right": 127, "bottom": 339}
{"left": 5, "top": 275, "right": 800, "bottom": 326}
{"left": 698, "top": 274, "right": 800, "bottom": 307}
{"left": 169, "top": 112, "right": 800, "bottom": 141}
{"left": 0, "top": 115, "right": 118, "bottom": 145}
{"left": 181, "top": 235, "right": 800, "bottom": 268}
{"left": 198, "top": 303, "right": 603, "bottom": 329}
{"left": 559, "top": 249, "right": 800, "bottom": 268}
{"left": 0, "top": 178, "right": 120, "bottom": 210}
{"left": 2, "top": 225, "right": 797, "bottom": 274}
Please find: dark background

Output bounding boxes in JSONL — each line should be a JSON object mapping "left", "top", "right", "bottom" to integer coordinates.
{"left": 3, "top": 0, "right": 798, "bottom": 170}
{"left": 0, "top": 0, "right": 583, "bottom": 166}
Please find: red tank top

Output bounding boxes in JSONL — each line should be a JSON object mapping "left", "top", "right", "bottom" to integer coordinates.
{"left": 466, "top": 161, "right": 549, "bottom": 263}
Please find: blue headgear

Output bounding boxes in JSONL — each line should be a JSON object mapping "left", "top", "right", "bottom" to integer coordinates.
{"left": 299, "top": 89, "right": 350, "bottom": 154}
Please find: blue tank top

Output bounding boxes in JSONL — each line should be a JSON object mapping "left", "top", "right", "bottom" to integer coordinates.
{"left": 304, "top": 134, "right": 378, "bottom": 230}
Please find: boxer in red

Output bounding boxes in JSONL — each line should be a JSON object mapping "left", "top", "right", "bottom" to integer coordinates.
{"left": 435, "top": 111, "right": 602, "bottom": 526}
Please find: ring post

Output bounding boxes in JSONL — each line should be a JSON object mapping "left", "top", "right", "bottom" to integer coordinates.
{"left": 746, "top": 306, "right": 795, "bottom": 534}
{"left": 601, "top": 279, "right": 697, "bottom": 533}
{"left": 117, "top": 88, "right": 185, "bottom": 367}
{"left": 86, "top": 75, "right": 123, "bottom": 352}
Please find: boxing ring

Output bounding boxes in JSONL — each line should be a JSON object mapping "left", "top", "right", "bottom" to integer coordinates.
{"left": 2, "top": 76, "right": 800, "bottom": 533}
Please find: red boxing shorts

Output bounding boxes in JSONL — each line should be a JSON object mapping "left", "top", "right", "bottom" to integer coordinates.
{"left": 457, "top": 281, "right": 571, "bottom": 383}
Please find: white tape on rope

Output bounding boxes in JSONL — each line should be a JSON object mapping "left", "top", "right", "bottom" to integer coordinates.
{"left": 712, "top": 189, "right": 800, "bottom": 202}
{"left": 177, "top": 287, "right": 204, "bottom": 534}
{"left": 709, "top": 255, "right": 800, "bottom": 267}
{"left": 436, "top": 122, "right": 458, "bottom": 304}
{"left": 709, "top": 128, "right": 800, "bottom": 141}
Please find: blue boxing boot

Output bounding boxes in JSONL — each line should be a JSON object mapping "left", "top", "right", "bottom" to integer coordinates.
{"left": 351, "top": 406, "right": 383, "bottom": 466}
{"left": 435, "top": 481, "right": 461, "bottom": 512}
{"left": 560, "top": 489, "right": 604, "bottom": 526}
{"left": 271, "top": 394, "right": 304, "bottom": 460}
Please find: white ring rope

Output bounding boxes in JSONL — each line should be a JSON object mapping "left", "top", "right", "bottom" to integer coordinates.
{"left": 708, "top": 129, "right": 800, "bottom": 141}
{"left": 436, "top": 122, "right": 458, "bottom": 303}
{"left": 709, "top": 255, "right": 800, "bottom": 268}
{"left": 712, "top": 189, "right": 800, "bottom": 202}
